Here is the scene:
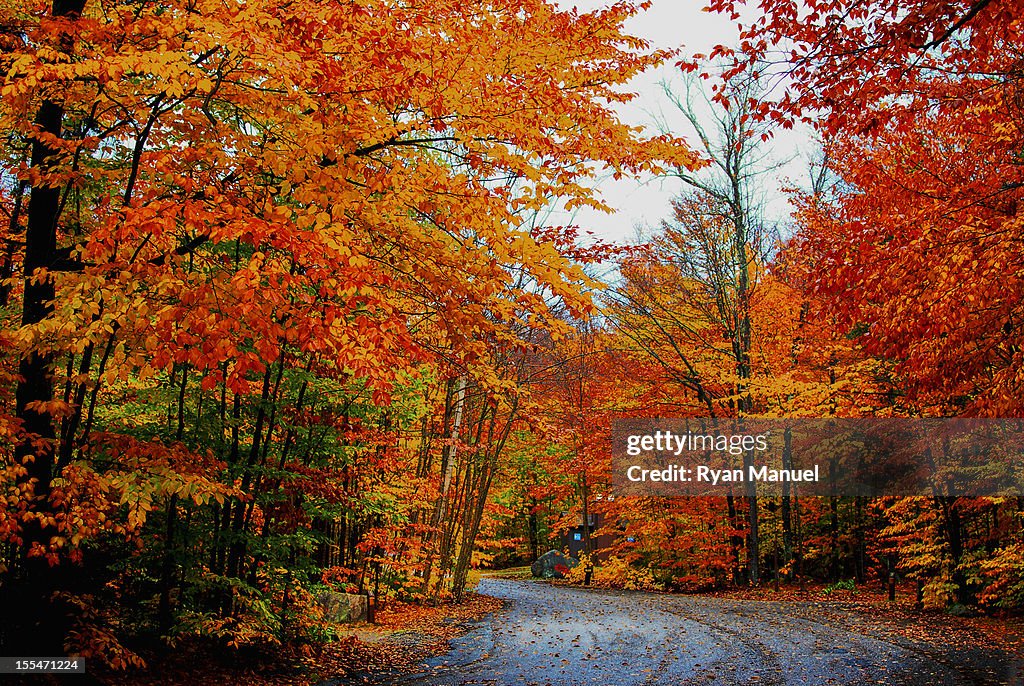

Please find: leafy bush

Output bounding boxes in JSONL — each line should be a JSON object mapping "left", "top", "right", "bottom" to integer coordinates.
{"left": 570, "top": 556, "right": 662, "bottom": 592}
{"left": 824, "top": 579, "right": 857, "bottom": 594}
{"left": 977, "top": 543, "right": 1024, "bottom": 610}
{"left": 669, "top": 574, "right": 718, "bottom": 593}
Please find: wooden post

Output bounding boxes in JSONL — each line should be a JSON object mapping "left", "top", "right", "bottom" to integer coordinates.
{"left": 367, "top": 592, "right": 376, "bottom": 624}
{"left": 888, "top": 572, "right": 896, "bottom": 602}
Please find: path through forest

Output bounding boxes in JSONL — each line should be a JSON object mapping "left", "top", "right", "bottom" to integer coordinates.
{"left": 352, "top": 578, "right": 1021, "bottom": 686}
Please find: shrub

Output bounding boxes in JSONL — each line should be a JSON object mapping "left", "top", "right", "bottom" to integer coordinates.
{"left": 824, "top": 578, "right": 857, "bottom": 594}
{"left": 584, "top": 557, "right": 663, "bottom": 592}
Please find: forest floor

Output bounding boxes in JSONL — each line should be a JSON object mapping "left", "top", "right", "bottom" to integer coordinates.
{"left": 347, "top": 577, "right": 1024, "bottom": 686}
{"left": 91, "top": 593, "right": 503, "bottom": 686}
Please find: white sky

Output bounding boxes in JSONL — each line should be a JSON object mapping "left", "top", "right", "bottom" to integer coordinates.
{"left": 549, "top": 0, "right": 814, "bottom": 245}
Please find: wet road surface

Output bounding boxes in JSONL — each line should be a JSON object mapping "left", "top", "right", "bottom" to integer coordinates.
{"left": 358, "top": 578, "right": 1021, "bottom": 686}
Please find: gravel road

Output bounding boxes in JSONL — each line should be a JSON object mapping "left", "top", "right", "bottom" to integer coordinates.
{"left": 363, "top": 578, "right": 1021, "bottom": 686}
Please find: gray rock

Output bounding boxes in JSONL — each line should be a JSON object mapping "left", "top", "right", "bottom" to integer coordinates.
{"left": 530, "top": 550, "right": 578, "bottom": 579}
{"left": 317, "top": 591, "right": 369, "bottom": 622}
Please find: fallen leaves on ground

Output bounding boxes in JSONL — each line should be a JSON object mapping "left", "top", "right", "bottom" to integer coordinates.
{"left": 97, "top": 593, "right": 504, "bottom": 686}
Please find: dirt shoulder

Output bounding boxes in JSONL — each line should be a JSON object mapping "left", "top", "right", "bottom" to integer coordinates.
{"left": 680, "top": 581, "right": 1024, "bottom": 661}
{"left": 93, "top": 593, "right": 503, "bottom": 686}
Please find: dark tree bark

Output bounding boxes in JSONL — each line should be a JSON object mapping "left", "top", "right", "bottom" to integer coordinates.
{"left": 780, "top": 427, "right": 794, "bottom": 574}
{"left": 2, "top": 0, "right": 88, "bottom": 655}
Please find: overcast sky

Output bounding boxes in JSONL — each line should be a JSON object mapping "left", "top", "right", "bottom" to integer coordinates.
{"left": 549, "top": 0, "right": 812, "bottom": 245}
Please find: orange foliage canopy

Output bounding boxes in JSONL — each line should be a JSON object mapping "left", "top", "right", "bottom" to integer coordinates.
{"left": 2, "top": 0, "right": 695, "bottom": 404}
{"left": 708, "top": 0, "right": 1024, "bottom": 414}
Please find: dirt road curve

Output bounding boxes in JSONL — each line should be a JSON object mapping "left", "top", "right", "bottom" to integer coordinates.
{"left": 368, "top": 577, "right": 1021, "bottom": 686}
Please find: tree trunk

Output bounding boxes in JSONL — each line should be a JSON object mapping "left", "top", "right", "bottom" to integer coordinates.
{"left": 780, "top": 427, "right": 794, "bottom": 575}
{"left": 727, "top": 490, "right": 742, "bottom": 585}
{"left": 580, "top": 472, "right": 592, "bottom": 557}
{"left": 3, "top": 0, "right": 88, "bottom": 655}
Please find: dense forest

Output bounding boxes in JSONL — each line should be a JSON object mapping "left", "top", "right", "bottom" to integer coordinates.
{"left": 1, "top": 0, "right": 1022, "bottom": 674}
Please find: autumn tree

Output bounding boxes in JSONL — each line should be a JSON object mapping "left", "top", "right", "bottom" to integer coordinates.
{"left": 606, "top": 69, "right": 783, "bottom": 584}
{"left": 709, "top": 0, "right": 1024, "bottom": 415}
{"left": 0, "top": 0, "right": 694, "bottom": 662}
{"left": 706, "top": 0, "right": 1024, "bottom": 605}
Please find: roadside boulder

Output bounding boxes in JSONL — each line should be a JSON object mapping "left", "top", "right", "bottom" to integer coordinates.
{"left": 316, "top": 591, "right": 368, "bottom": 623}
{"left": 531, "top": 550, "right": 579, "bottom": 579}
